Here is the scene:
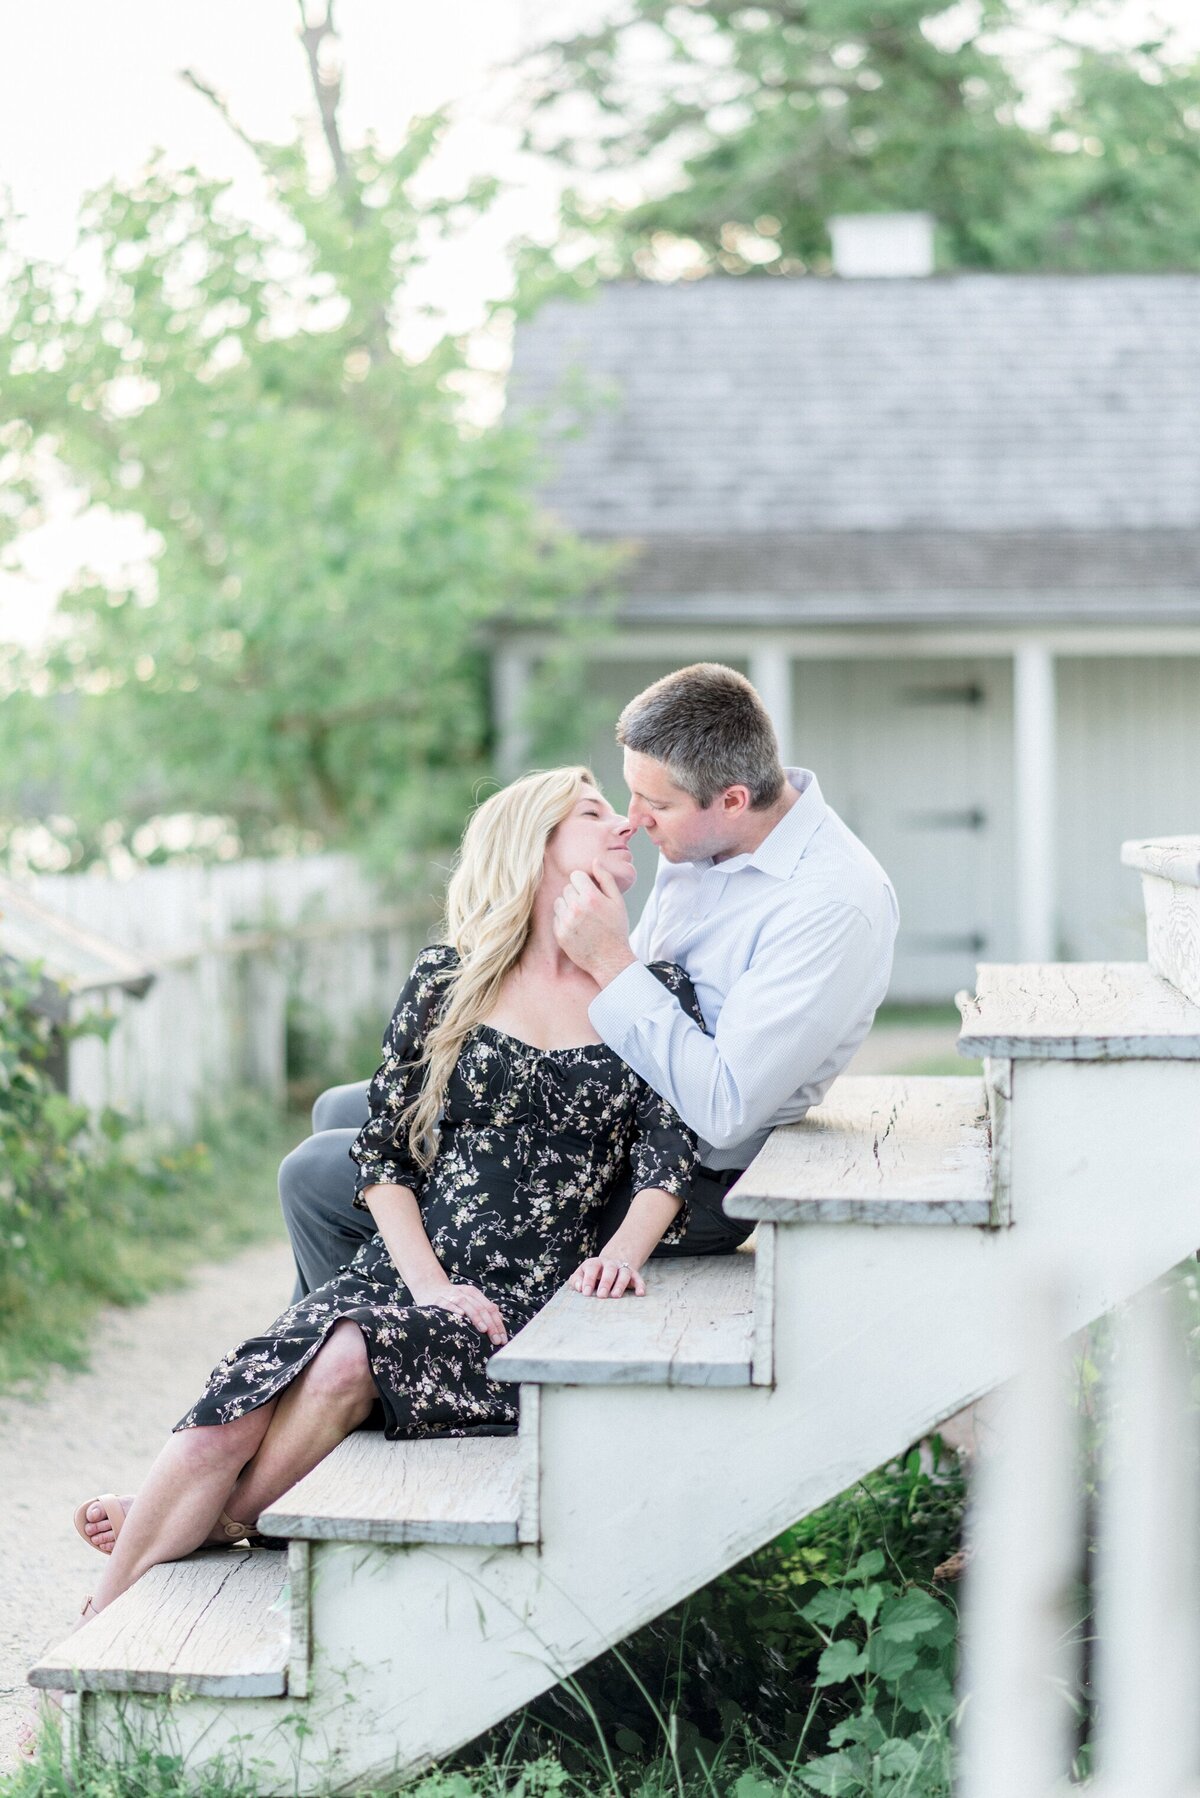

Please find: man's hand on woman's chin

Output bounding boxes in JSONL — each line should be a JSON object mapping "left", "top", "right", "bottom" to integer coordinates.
{"left": 552, "top": 860, "right": 637, "bottom": 987}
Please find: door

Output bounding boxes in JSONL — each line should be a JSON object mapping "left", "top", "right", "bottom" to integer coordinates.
{"left": 795, "top": 657, "right": 1012, "bottom": 1004}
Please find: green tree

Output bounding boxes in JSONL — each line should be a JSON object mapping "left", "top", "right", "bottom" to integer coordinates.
{"left": 519, "top": 0, "right": 1200, "bottom": 275}
{"left": 0, "top": 5, "right": 611, "bottom": 875}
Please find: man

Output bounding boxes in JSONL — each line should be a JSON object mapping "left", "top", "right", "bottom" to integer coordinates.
{"left": 279, "top": 663, "right": 897, "bottom": 1296}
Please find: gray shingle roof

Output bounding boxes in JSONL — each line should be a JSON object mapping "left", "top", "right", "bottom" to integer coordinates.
{"left": 617, "top": 529, "right": 1200, "bottom": 623}
{"left": 509, "top": 275, "right": 1200, "bottom": 621}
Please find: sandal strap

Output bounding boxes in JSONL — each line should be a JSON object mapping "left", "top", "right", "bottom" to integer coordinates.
{"left": 215, "top": 1511, "right": 256, "bottom": 1543}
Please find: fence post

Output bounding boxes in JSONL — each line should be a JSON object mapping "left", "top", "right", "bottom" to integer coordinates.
{"left": 956, "top": 1282, "right": 1083, "bottom": 1797}
{"left": 1092, "top": 1278, "right": 1200, "bottom": 1794}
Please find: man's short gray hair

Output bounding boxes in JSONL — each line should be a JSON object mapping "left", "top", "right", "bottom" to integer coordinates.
{"left": 616, "top": 664, "right": 786, "bottom": 810}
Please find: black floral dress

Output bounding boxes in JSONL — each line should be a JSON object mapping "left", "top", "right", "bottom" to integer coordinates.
{"left": 176, "top": 944, "right": 700, "bottom": 1440}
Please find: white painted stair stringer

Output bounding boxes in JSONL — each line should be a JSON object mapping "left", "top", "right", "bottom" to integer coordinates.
{"left": 76, "top": 1054, "right": 1200, "bottom": 1795}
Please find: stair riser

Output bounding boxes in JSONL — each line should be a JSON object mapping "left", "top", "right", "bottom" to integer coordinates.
{"left": 1140, "top": 872, "right": 1200, "bottom": 1008}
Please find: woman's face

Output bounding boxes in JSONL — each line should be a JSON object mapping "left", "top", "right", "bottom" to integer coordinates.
{"left": 544, "top": 784, "right": 637, "bottom": 894}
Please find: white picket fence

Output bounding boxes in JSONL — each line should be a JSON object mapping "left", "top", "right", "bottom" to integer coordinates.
{"left": 30, "top": 855, "right": 437, "bottom": 1133}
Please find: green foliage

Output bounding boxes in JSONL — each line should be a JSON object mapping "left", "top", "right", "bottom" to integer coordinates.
{"left": 0, "top": 62, "right": 613, "bottom": 876}
{"left": 0, "top": 955, "right": 298, "bottom": 1386}
{"left": 284, "top": 991, "right": 385, "bottom": 1112}
{"left": 0, "top": 1732, "right": 268, "bottom": 1798}
{"left": 794, "top": 1553, "right": 956, "bottom": 1795}
{"left": 521, "top": 0, "right": 1200, "bottom": 277}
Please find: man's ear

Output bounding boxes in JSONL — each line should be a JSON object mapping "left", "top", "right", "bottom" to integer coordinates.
{"left": 721, "top": 785, "right": 753, "bottom": 819}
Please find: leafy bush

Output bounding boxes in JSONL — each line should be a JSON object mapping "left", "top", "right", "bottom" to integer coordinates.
{"left": 0, "top": 955, "right": 297, "bottom": 1385}
{"left": 0, "top": 960, "right": 154, "bottom": 1329}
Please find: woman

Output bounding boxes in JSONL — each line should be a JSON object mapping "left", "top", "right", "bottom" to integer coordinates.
{"left": 72, "top": 767, "right": 700, "bottom": 1616}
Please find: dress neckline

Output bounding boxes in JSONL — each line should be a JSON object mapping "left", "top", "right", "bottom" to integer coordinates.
{"left": 474, "top": 1021, "right": 612, "bottom": 1058}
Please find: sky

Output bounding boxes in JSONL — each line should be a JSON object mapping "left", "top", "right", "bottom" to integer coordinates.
{"left": 1, "top": 0, "right": 1197, "bottom": 648}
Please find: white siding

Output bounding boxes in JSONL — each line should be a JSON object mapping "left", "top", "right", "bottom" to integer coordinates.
{"left": 1056, "top": 656, "right": 1200, "bottom": 961}
{"left": 551, "top": 646, "right": 1200, "bottom": 1006}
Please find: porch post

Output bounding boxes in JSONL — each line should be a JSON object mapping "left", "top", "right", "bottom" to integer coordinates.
{"left": 492, "top": 646, "right": 534, "bottom": 780}
{"left": 1013, "top": 641, "right": 1058, "bottom": 962}
{"left": 749, "top": 643, "right": 795, "bottom": 764}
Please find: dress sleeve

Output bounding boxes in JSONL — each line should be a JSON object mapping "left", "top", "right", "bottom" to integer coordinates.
{"left": 349, "top": 943, "right": 458, "bottom": 1207}
{"left": 627, "top": 963, "right": 701, "bottom": 1245}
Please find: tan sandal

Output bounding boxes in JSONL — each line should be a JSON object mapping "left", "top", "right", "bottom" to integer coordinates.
{"left": 210, "top": 1511, "right": 265, "bottom": 1547}
{"left": 73, "top": 1493, "right": 126, "bottom": 1556}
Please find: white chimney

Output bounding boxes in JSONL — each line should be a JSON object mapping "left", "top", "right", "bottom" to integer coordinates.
{"left": 827, "top": 212, "right": 936, "bottom": 278}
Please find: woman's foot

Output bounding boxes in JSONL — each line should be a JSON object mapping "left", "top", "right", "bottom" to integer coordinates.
{"left": 78, "top": 1492, "right": 260, "bottom": 1555}
{"left": 77, "top": 1494, "right": 134, "bottom": 1555}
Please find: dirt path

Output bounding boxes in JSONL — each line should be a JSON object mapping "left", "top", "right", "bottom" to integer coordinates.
{"left": 0, "top": 1235, "right": 295, "bottom": 1768}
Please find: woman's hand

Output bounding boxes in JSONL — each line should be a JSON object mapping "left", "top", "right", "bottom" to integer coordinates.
{"left": 570, "top": 1256, "right": 646, "bottom": 1299}
{"left": 421, "top": 1283, "right": 508, "bottom": 1345}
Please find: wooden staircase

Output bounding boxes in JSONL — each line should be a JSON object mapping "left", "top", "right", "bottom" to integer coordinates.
{"left": 31, "top": 836, "right": 1200, "bottom": 1795}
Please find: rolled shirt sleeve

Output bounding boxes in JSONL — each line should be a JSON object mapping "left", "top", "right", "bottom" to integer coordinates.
{"left": 590, "top": 900, "right": 882, "bottom": 1157}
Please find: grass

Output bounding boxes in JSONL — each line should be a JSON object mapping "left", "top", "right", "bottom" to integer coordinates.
{"left": 0, "top": 1099, "right": 304, "bottom": 1392}
{"left": 2, "top": 1741, "right": 955, "bottom": 1798}
{"left": 897, "top": 1055, "right": 982, "bottom": 1077}
{"left": 868, "top": 1005, "right": 964, "bottom": 1033}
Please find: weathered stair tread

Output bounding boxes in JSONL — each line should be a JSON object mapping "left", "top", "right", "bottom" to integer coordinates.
{"left": 260, "top": 1432, "right": 521, "bottom": 1544}
{"left": 725, "top": 1076, "right": 992, "bottom": 1225}
{"left": 489, "top": 1250, "right": 756, "bottom": 1387}
{"left": 29, "top": 1549, "right": 289, "bottom": 1697}
{"left": 958, "top": 962, "right": 1200, "bottom": 1060}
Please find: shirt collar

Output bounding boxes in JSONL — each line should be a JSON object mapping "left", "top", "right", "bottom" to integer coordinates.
{"left": 708, "top": 768, "right": 827, "bottom": 879}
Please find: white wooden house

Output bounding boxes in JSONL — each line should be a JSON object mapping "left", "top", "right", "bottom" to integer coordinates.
{"left": 503, "top": 257, "right": 1200, "bottom": 1001}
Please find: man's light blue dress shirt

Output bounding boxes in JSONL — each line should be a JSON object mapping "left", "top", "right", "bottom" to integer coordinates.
{"left": 589, "top": 769, "right": 899, "bottom": 1171}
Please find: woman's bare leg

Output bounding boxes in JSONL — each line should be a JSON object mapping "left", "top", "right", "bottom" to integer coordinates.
{"left": 224, "top": 1321, "right": 377, "bottom": 1523}
{"left": 81, "top": 1324, "right": 375, "bottom": 1612}
{"left": 88, "top": 1404, "right": 276, "bottom": 1612}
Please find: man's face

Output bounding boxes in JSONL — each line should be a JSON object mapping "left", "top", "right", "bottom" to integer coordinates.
{"left": 623, "top": 748, "right": 736, "bottom": 863}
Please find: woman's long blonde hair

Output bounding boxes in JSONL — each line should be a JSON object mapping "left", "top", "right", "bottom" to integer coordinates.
{"left": 399, "top": 765, "right": 599, "bottom": 1167}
